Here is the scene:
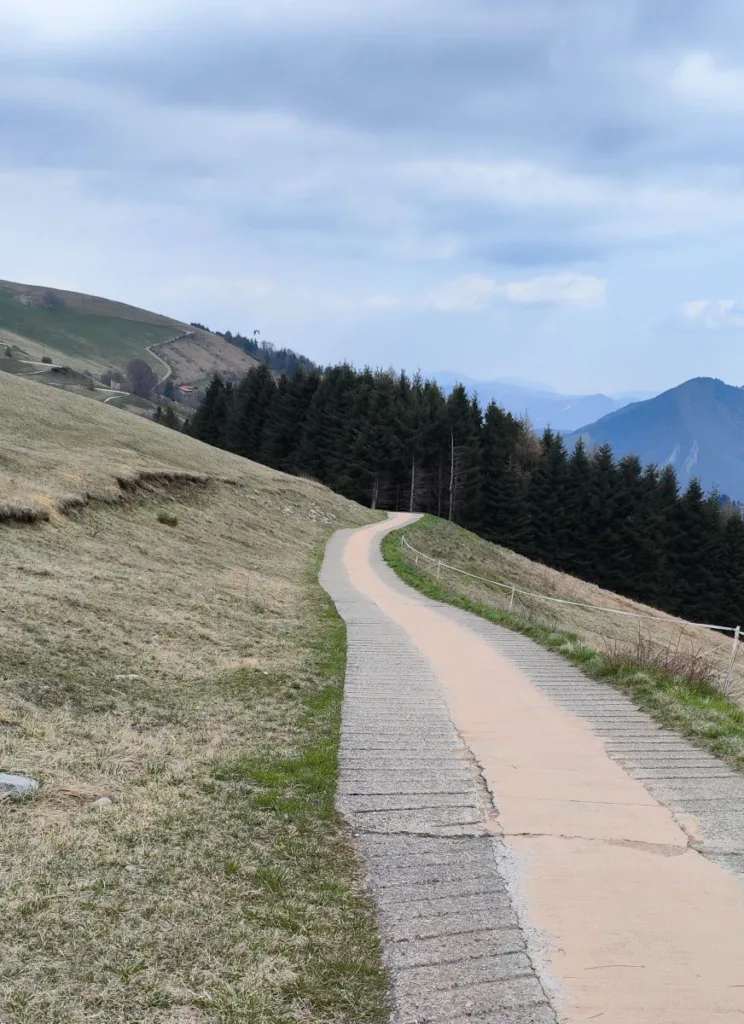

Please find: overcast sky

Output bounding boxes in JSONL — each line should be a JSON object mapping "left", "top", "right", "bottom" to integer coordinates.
{"left": 3, "top": 1, "right": 744, "bottom": 393}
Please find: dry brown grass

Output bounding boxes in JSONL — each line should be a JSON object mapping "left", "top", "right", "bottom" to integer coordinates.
{"left": 0, "top": 373, "right": 387, "bottom": 1023}
{"left": 0, "top": 279, "right": 182, "bottom": 327}
{"left": 153, "top": 331, "right": 259, "bottom": 383}
{"left": 399, "top": 516, "right": 744, "bottom": 703}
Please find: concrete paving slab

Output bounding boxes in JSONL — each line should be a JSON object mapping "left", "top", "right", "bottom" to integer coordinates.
{"left": 385, "top": 906, "right": 520, "bottom": 943}
{"left": 388, "top": 926, "right": 525, "bottom": 968}
{"left": 349, "top": 807, "right": 484, "bottom": 833}
{"left": 376, "top": 875, "right": 509, "bottom": 905}
{"left": 341, "top": 792, "right": 479, "bottom": 812}
{"left": 396, "top": 950, "right": 532, "bottom": 992}
{"left": 397, "top": 974, "right": 549, "bottom": 1021}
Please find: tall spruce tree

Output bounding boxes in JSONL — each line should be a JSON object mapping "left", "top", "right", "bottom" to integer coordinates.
{"left": 295, "top": 364, "right": 359, "bottom": 490}
{"left": 670, "top": 479, "right": 724, "bottom": 623}
{"left": 722, "top": 511, "right": 744, "bottom": 627}
{"left": 417, "top": 380, "right": 450, "bottom": 516}
{"left": 562, "top": 438, "right": 593, "bottom": 579}
{"left": 225, "top": 363, "right": 276, "bottom": 461}
{"left": 188, "top": 375, "right": 230, "bottom": 448}
{"left": 648, "top": 464, "right": 682, "bottom": 611}
{"left": 261, "top": 366, "right": 320, "bottom": 472}
{"left": 446, "top": 385, "right": 482, "bottom": 527}
{"left": 610, "top": 454, "right": 661, "bottom": 602}
{"left": 583, "top": 443, "right": 622, "bottom": 591}
{"left": 480, "top": 402, "right": 529, "bottom": 549}
{"left": 525, "top": 428, "right": 569, "bottom": 566}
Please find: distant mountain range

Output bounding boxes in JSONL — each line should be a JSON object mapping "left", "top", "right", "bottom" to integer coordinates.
{"left": 434, "top": 372, "right": 656, "bottom": 431}
{"left": 566, "top": 377, "right": 744, "bottom": 499}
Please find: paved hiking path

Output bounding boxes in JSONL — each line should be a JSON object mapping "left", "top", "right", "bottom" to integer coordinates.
{"left": 320, "top": 514, "right": 744, "bottom": 1024}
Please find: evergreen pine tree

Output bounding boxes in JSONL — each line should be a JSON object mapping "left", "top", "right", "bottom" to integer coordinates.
{"left": 562, "top": 438, "right": 592, "bottom": 579}
{"left": 296, "top": 364, "right": 359, "bottom": 490}
{"left": 583, "top": 443, "right": 622, "bottom": 590}
{"left": 189, "top": 375, "right": 230, "bottom": 448}
{"left": 611, "top": 454, "right": 661, "bottom": 602}
{"left": 446, "top": 385, "right": 481, "bottom": 526}
{"left": 648, "top": 464, "right": 681, "bottom": 611}
{"left": 525, "top": 428, "right": 569, "bottom": 566}
{"left": 261, "top": 366, "right": 321, "bottom": 472}
{"left": 721, "top": 511, "right": 744, "bottom": 628}
{"left": 480, "top": 402, "right": 529, "bottom": 549}
{"left": 670, "top": 479, "right": 724, "bottom": 623}
{"left": 417, "top": 380, "right": 450, "bottom": 516}
{"left": 161, "top": 404, "right": 180, "bottom": 430}
{"left": 225, "top": 364, "right": 276, "bottom": 461}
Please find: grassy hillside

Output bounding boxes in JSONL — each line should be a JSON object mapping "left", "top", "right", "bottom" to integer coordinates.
{"left": 0, "top": 373, "right": 386, "bottom": 1024}
{"left": 0, "top": 280, "right": 259, "bottom": 382}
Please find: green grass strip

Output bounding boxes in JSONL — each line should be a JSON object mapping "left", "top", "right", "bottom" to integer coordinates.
{"left": 211, "top": 558, "right": 390, "bottom": 1024}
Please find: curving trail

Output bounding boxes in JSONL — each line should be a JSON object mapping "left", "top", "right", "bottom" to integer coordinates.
{"left": 321, "top": 513, "right": 744, "bottom": 1024}
{"left": 145, "top": 342, "right": 174, "bottom": 384}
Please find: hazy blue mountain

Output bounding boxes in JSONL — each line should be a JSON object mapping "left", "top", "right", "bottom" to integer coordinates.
{"left": 434, "top": 373, "right": 631, "bottom": 431}
{"left": 566, "top": 377, "right": 744, "bottom": 498}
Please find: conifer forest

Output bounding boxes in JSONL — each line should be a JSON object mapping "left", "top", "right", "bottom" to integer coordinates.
{"left": 185, "top": 363, "right": 744, "bottom": 629}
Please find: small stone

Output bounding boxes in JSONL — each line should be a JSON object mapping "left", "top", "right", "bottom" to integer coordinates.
{"left": 124, "top": 864, "right": 137, "bottom": 873}
{"left": 90, "top": 796, "right": 114, "bottom": 811}
{"left": 0, "top": 773, "right": 38, "bottom": 800}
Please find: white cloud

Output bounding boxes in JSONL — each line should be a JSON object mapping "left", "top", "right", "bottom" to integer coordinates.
{"left": 408, "top": 155, "right": 744, "bottom": 246}
{"left": 425, "top": 274, "right": 500, "bottom": 311}
{"left": 680, "top": 298, "right": 744, "bottom": 329}
{"left": 681, "top": 299, "right": 711, "bottom": 320}
{"left": 406, "top": 159, "right": 605, "bottom": 208}
{"left": 670, "top": 52, "right": 744, "bottom": 112}
{"left": 426, "top": 272, "right": 607, "bottom": 312}
{"left": 498, "top": 272, "right": 606, "bottom": 307}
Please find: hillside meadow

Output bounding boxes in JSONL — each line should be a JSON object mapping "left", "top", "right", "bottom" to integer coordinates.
{"left": 0, "top": 281, "right": 259, "bottom": 382}
{"left": 0, "top": 372, "right": 387, "bottom": 1024}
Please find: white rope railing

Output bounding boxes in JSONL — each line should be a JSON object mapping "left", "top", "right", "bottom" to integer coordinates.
{"left": 398, "top": 532, "right": 742, "bottom": 692}
{"left": 400, "top": 534, "right": 738, "bottom": 633}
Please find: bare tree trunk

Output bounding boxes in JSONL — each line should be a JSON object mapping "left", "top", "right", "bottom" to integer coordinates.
{"left": 371, "top": 476, "right": 379, "bottom": 510}
{"left": 448, "top": 429, "right": 455, "bottom": 521}
{"left": 437, "top": 457, "right": 442, "bottom": 518}
{"left": 409, "top": 455, "right": 416, "bottom": 513}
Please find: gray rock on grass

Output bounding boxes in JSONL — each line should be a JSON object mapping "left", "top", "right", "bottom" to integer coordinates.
{"left": 0, "top": 773, "right": 38, "bottom": 800}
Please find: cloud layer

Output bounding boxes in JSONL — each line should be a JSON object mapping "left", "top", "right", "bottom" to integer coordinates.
{"left": 3, "top": 1, "right": 744, "bottom": 390}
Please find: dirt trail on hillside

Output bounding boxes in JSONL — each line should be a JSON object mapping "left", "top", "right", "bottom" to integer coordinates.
{"left": 335, "top": 513, "right": 744, "bottom": 1024}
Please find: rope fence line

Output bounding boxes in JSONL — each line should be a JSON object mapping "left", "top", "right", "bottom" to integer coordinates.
{"left": 398, "top": 533, "right": 743, "bottom": 694}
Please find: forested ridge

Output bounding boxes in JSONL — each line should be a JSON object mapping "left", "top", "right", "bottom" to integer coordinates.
{"left": 184, "top": 363, "right": 744, "bottom": 629}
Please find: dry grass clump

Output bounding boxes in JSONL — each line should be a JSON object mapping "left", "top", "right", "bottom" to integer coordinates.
{"left": 0, "top": 374, "right": 386, "bottom": 1023}
{"left": 153, "top": 331, "right": 259, "bottom": 383}
{"left": 602, "top": 627, "right": 718, "bottom": 689}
